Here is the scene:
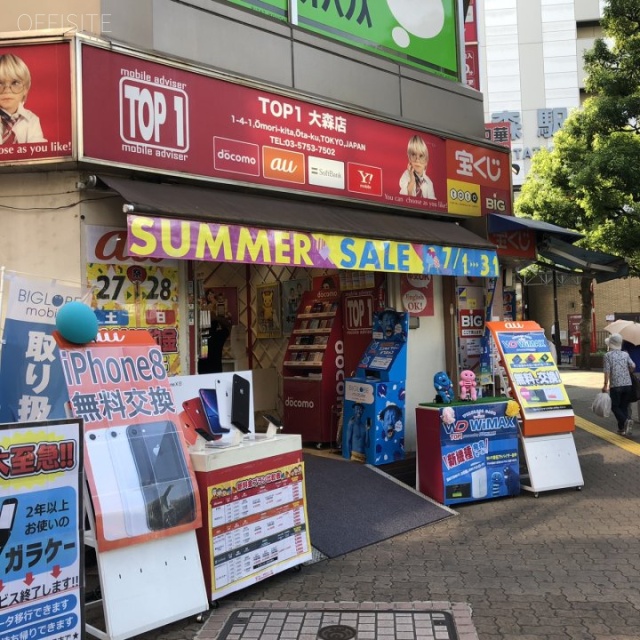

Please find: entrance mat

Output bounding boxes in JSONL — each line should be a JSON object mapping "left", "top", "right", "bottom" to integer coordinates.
{"left": 303, "top": 453, "right": 455, "bottom": 558}
{"left": 217, "top": 608, "right": 459, "bottom": 640}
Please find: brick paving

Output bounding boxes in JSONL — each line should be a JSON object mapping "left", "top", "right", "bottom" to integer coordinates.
{"left": 110, "top": 370, "right": 640, "bottom": 640}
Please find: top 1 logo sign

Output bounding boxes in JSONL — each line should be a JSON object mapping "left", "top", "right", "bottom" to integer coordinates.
{"left": 119, "top": 73, "right": 189, "bottom": 153}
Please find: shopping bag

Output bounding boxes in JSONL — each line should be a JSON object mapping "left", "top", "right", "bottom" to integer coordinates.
{"left": 630, "top": 375, "right": 640, "bottom": 403}
{"left": 591, "top": 392, "right": 611, "bottom": 418}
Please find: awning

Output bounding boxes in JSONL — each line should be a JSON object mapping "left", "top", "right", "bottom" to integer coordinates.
{"left": 487, "top": 213, "right": 583, "bottom": 243}
{"left": 99, "top": 175, "right": 500, "bottom": 278}
{"left": 538, "top": 237, "right": 629, "bottom": 283}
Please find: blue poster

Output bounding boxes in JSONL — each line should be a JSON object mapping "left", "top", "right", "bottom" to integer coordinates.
{"left": 438, "top": 401, "right": 520, "bottom": 505}
{"left": 0, "top": 274, "right": 83, "bottom": 422}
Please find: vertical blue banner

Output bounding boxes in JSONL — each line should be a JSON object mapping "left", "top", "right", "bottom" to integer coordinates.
{"left": 0, "top": 273, "right": 83, "bottom": 422}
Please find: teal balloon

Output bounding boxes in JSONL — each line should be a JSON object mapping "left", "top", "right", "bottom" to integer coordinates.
{"left": 55, "top": 301, "right": 99, "bottom": 344}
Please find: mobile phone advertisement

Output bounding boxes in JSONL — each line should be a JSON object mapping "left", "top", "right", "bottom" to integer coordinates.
{"left": 54, "top": 329, "right": 201, "bottom": 551}
{"left": 0, "top": 419, "right": 84, "bottom": 640}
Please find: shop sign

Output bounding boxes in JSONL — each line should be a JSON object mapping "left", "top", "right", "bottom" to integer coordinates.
{"left": 127, "top": 214, "right": 501, "bottom": 278}
{"left": 459, "top": 308, "right": 484, "bottom": 337}
{"left": 488, "top": 229, "right": 536, "bottom": 260}
{"left": 293, "top": 0, "right": 458, "bottom": 80}
{"left": 400, "top": 274, "right": 434, "bottom": 316}
{"left": 79, "top": 40, "right": 510, "bottom": 217}
{"left": 0, "top": 42, "right": 73, "bottom": 165}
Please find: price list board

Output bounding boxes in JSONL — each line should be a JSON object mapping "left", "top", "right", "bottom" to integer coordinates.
{"left": 192, "top": 441, "right": 312, "bottom": 601}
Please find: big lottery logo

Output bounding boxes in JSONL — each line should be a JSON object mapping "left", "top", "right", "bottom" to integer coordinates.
{"left": 387, "top": 0, "right": 446, "bottom": 48}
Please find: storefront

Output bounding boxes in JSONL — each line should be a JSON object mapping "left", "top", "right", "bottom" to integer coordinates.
{"left": 0, "top": 32, "right": 513, "bottom": 452}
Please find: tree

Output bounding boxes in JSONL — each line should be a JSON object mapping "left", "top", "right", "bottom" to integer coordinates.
{"left": 515, "top": 0, "right": 640, "bottom": 368}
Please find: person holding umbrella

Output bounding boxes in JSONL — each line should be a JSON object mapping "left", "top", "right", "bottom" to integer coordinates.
{"left": 602, "top": 333, "right": 635, "bottom": 436}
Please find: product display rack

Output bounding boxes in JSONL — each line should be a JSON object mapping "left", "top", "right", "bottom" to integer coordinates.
{"left": 283, "top": 288, "right": 344, "bottom": 446}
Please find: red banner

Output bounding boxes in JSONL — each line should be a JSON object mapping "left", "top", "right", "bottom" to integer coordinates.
{"left": 0, "top": 42, "right": 73, "bottom": 164}
{"left": 80, "top": 42, "right": 511, "bottom": 218}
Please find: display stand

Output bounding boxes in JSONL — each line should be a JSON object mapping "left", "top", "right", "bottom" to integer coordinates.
{"left": 283, "top": 288, "right": 344, "bottom": 445}
{"left": 84, "top": 496, "right": 208, "bottom": 640}
{"left": 518, "top": 431, "right": 584, "bottom": 497}
{"left": 486, "top": 320, "right": 583, "bottom": 496}
{"left": 342, "top": 310, "right": 408, "bottom": 465}
{"left": 189, "top": 434, "right": 312, "bottom": 603}
{"left": 415, "top": 399, "right": 520, "bottom": 505}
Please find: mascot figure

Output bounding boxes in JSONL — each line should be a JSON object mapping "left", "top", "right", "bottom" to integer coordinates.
{"left": 433, "top": 371, "right": 454, "bottom": 404}
{"left": 459, "top": 369, "right": 477, "bottom": 401}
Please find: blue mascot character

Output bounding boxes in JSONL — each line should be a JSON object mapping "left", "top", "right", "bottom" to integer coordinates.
{"left": 434, "top": 371, "right": 454, "bottom": 404}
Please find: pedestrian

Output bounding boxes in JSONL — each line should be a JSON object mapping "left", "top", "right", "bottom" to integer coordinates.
{"left": 602, "top": 333, "right": 635, "bottom": 435}
{"left": 622, "top": 339, "right": 640, "bottom": 422}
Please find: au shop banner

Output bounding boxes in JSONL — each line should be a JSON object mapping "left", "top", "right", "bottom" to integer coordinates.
{"left": 54, "top": 329, "right": 201, "bottom": 552}
{"left": 127, "top": 214, "right": 500, "bottom": 279}
{"left": 0, "top": 273, "right": 85, "bottom": 423}
{"left": 80, "top": 42, "right": 511, "bottom": 217}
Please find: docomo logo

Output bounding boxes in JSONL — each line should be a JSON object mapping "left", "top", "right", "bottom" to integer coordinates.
{"left": 216, "top": 149, "right": 257, "bottom": 165}
{"left": 285, "top": 397, "right": 315, "bottom": 409}
{"left": 119, "top": 76, "right": 189, "bottom": 152}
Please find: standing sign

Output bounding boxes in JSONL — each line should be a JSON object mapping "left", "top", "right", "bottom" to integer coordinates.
{"left": 487, "top": 320, "right": 575, "bottom": 436}
{"left": 0, "top": 419, "right": 83, "bottom": 640}
{"left": 54, "top": 329, "right": 201, "bottom": 552}
{"left": 0, "top": 272, "right": 84, "bottom": 423}
{"left": 80, "top": 40, "right": 511, "bottom": 217}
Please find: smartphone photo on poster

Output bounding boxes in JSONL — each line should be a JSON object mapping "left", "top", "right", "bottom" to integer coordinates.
{"left": 127, "top": 421, "right": 197, "bottom": 531}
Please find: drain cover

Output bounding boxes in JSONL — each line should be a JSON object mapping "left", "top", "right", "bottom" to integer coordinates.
{"left": 217, "top": 608, "right": 459, "bottom": 639}
{"left": 317, "top": 624, "right": 357, "bottom": 640}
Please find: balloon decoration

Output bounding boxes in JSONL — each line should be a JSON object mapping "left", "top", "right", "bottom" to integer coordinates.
{"left": 55, "top": 301, "right": 99, "bottom": 344}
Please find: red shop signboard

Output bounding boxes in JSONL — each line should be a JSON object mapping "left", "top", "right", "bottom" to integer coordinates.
{"left": 79, "top": 41, "right": 511, "bottom": 217}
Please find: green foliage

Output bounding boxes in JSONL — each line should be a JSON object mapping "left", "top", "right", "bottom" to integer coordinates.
{"left": 515, "top": 0, "right": 640, "bottom": 275}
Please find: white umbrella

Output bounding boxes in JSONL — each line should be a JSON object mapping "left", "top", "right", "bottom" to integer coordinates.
{"left": 604, "top": 319, "right": 634, "bottom": 334}
{"left": 604, "top": 320, "right": 640, "bottom": 346}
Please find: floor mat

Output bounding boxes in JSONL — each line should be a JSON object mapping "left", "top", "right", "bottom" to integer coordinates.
{"left": 303, "top": 453, "right": 455, "bottom": 558}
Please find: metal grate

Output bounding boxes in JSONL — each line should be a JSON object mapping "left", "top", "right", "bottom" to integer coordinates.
{"left": 217, "top": 608, "right": 459, "bottom": 639}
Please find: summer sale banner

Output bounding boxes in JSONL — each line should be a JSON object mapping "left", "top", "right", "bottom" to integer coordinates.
{"left": 126, "top": 214, "right": 500, "bottom": 279}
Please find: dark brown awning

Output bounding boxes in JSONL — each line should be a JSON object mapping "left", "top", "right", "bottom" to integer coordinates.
{"left": 99, "top": 175, "right": 496, "bottom": 251}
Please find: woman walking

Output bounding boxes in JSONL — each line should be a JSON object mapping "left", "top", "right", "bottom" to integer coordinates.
{"left": 603, "top": 333, "right": 635, "bottom": 435}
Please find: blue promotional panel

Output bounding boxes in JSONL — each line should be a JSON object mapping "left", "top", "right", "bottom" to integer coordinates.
{"left": 416, "top": 400, "right": 520, "bottom": 506}
{"left": 343, "top": 379, "right": 405, "bottom": 465}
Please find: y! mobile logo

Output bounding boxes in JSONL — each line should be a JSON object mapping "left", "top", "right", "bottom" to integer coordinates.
{"left": 347, "top": 163, "right": 382, "bottom": 196}
{"left": 119, "top": 77, "right": 189, "bottom": 152}
{"left": 262, "top": 147, "right": 305, "bottom": 183}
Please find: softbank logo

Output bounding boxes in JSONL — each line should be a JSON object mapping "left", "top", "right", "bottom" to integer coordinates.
{"left": 347, "top": 162, "right": 382, "bottom": 196}
{"left": 308, "top": 156, "right": 345, "bottom": 190}
{"left": 262, "top": 147, "right": 305, "bottom": 183}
